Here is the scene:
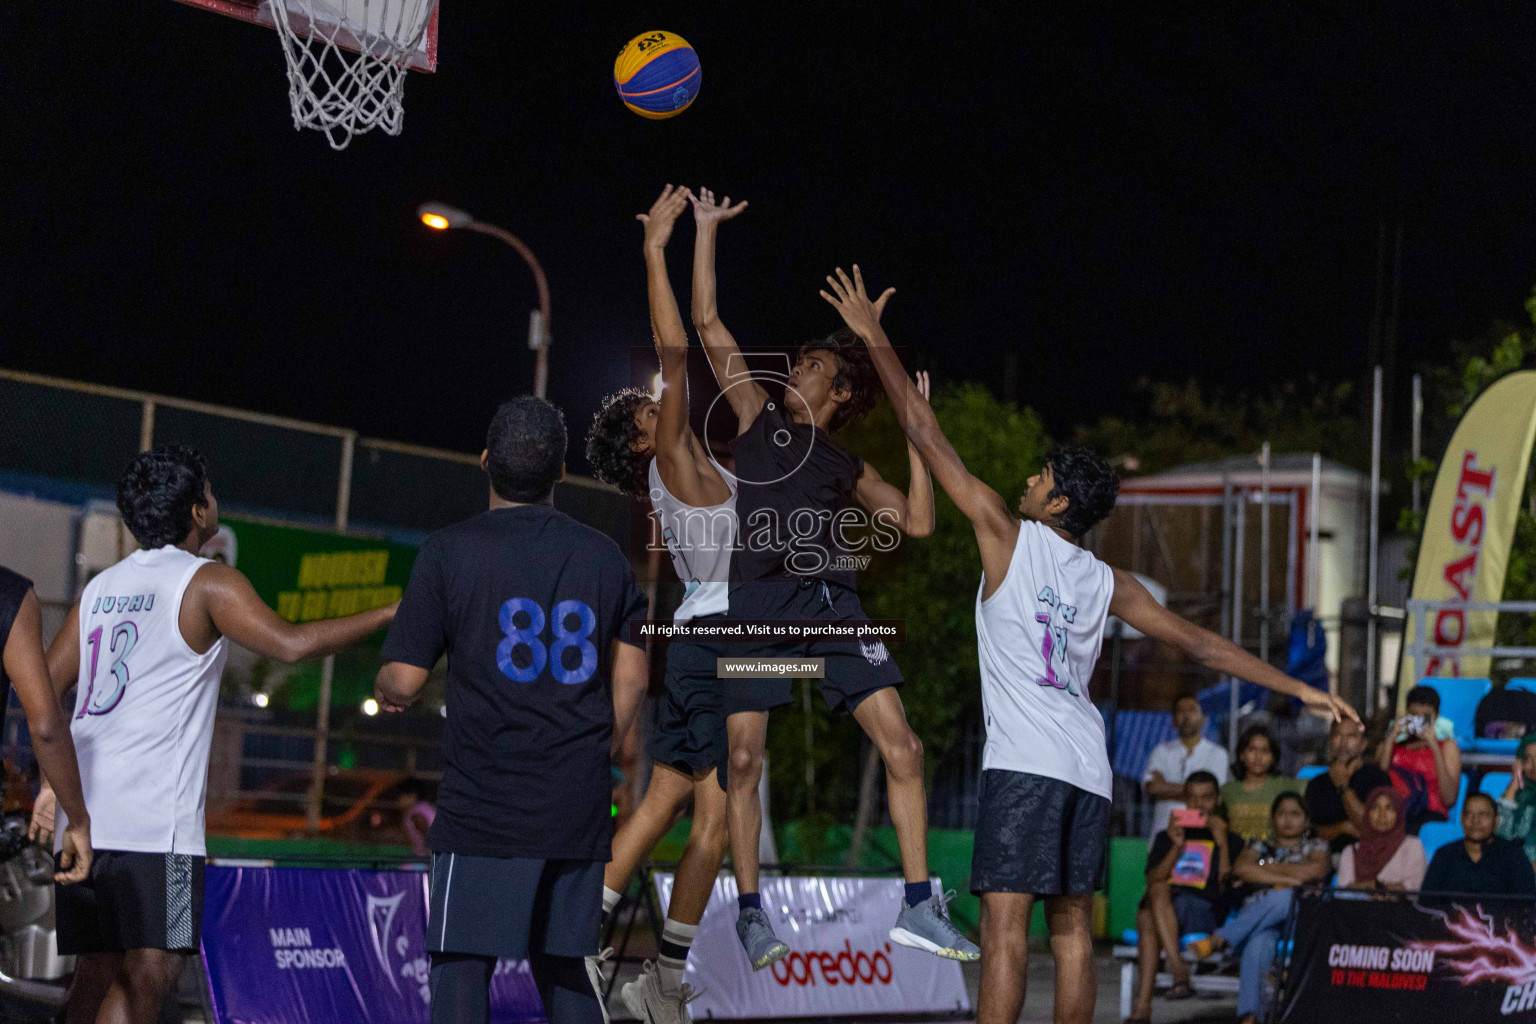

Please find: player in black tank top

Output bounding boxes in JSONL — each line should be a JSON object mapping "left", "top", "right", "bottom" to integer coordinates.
{"left": 690, "top": 188, "right": 977, "bottom": 968}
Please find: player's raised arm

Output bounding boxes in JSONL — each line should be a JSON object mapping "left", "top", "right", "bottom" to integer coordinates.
{"left": 821, "top": 266, "right": 1017, "bottom": 577}
{"left": 850, "top": 371, "right": 936, "bottom": 538}
{"left": 190, "top": 563, "right": 396, "bottom": 663}
{"left": 1107, "top": 567, "right": 1362, "bottom": 725}
{"left": 689, "top": 186, "right": 766, "bottom": 430}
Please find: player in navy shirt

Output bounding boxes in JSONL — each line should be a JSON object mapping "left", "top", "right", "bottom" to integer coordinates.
{"left": 377, "top": 396, "right": 650, "bottom": 1024}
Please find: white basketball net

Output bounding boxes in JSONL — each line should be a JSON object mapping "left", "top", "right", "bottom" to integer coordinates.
{"left": 268, "top": 0, "right": 438, "bottom": 150}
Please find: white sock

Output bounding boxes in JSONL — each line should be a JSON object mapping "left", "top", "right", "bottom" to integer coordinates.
{"left": 602, "top": 886, "right": 622, "bottom": 918}
{"left": 658, "top": 918, "right": 698, "bottom": 994}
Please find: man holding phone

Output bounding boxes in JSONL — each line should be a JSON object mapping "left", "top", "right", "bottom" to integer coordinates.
{"left": 1128, "top": 771, "right": 1230, "bottom": 1020}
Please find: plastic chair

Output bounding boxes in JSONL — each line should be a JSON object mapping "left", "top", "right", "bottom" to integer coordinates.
{"left": 1418, "top": 677, "right": 1492, "bottom": 748}
{"left": 1418, "top": 821, "right": 1463, "bottom": 860}
{"left": 1297, "top": 765, "right": 1328, "bottom": 781}
{"left": 1447, "top": 774, "right": 1470, "bottom": 819}
{"left": 1480, "top": 772, "right": 1513, "bottom": 799}
{"left": 1507, "top": 678, "right": 1536, "bottom": 694}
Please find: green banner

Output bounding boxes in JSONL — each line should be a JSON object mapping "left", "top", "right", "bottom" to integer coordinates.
{"left": 216, "top": 516, "right": 417, "bottom": 621}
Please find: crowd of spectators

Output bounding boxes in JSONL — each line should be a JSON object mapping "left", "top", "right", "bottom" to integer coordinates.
{"left": 1124, "top": 690, "right": 1536, "bottom": 1024}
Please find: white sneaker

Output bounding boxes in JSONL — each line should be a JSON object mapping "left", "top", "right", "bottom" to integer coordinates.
{"left": 584, "top": 947, "right": 614, "bottom": 1024}
{"left": 620, "top": 959, "right": 700, "bottom": 1024}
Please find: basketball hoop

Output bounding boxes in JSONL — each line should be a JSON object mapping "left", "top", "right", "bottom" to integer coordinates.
{"left": 178, "top": 0, "right": 440, "bottom": 150}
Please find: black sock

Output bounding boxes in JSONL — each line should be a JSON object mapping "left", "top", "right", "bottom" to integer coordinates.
{"left": 905, "top": 881, "right": 933, "bottom": 907}
{"left": 738, "top": 892, "right": 762, "bottom": 912}
{"left": 429, "top": 952, "right": 494, "bottom": 1024}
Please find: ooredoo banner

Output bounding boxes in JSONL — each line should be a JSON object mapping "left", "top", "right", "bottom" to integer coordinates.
{"left": 653, "top": 872, "right": 971, "bottom": 1019}
{"left": 200, "top": 865, "right": 544, "bottom": 1024}
{"left": 1278, "top": 889, "right": 1536, "bottom": 1023}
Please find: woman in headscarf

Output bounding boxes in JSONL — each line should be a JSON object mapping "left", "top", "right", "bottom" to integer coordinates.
{"left": 1336, "top": 786, "right": 1427, "bottom": 891}
{"left": 1495, "top": 733, "right": 1536, "bottom": 871}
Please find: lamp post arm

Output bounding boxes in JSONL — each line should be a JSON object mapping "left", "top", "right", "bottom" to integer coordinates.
{"left": 466, "top": 219, "right": 552, "bottom": 398}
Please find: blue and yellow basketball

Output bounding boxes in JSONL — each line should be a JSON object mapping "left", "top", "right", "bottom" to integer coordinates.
{"left": 614, "top": 31, "right": 701, "bottom": 119}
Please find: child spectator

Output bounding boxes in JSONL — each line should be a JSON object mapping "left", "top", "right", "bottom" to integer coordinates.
{"left": 1379, "top": 685, "right": 1462, "bottom": 834}
{"left": 1126, "top": 771, "right": 1230, "bottom": 1020}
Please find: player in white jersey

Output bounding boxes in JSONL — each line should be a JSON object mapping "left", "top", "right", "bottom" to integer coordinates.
{"left": 33, "top": 445, "right": 396, "bottom": 1024}
{"left": 582, "top": 186, "right": 738, "bottom": 1024}
{"left": 821, "top": 264, "right": 1359, "bottom": 1024}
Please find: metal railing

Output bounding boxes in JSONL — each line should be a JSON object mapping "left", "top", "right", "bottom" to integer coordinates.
{"left": 1403, "top": 599, "right": 1536, "bottom": 679}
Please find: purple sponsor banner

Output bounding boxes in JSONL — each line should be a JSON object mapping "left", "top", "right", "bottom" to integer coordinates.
{"left": 201, "top": 866, "right": 546, "bottom": 1024}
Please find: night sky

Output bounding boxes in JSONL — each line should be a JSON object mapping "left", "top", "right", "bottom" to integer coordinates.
{"left": 6, "top": 5, "right": 1536, "bottom": 469}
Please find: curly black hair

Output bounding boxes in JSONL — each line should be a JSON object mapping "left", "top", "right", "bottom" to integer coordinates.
{"left": 584, "top": 388, "right": 653, "bottom": 497}
{"left": 486, "top": 395, "right": 567, "bottom": 502}
{"left": 797, "top": 328, "right": 880, "bottom": 431}
{"left": 117, "top": 444, "right": 210, "bottom": 549}
{"left": 1044, "top": 443, "right": 1120, "bottom": 538}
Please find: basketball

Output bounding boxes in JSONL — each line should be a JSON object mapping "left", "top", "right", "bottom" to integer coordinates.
{"left": 613, "top": 31, "right": 701, "bottom": 119}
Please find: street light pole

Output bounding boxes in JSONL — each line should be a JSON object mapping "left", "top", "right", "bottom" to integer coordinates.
{"left": 418, "top": 203, "right": 552, "bottom": 399}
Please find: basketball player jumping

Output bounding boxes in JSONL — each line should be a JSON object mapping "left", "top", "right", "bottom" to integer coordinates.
{"left": 820, "top": 264, "right": 1360, "bottom": 1024}
{"left": 583, "top": 184, "right": 737, "bottom": 1024}
{"left": 34, "top": 445, "right": 396, "bottom": 1024}
{"left": 376, "top": 396, "right": 651, "bottom": 1024}
{"left": 690, "top": 189, "right": 978, "bottom": 969}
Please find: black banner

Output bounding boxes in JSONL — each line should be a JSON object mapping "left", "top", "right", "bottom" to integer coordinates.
{"left": 1278, "top": 889, "right": 1536, "bottom": 1022}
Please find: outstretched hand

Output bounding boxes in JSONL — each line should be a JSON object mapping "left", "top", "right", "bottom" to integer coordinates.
{"left": 690, "top": 186, "right": 748, "bottom": 227}
{"left": 637, "top": 184, "right": 692, "bottom": 249}
{"left": 820, "top": 265, "right": 895, "bottom": 341}
{"left": 1300, "top": 687, "right": 1363, "bottom": 728}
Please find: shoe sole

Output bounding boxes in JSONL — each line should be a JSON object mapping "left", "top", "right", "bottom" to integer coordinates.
{"left": 889, "top": 927, "right": 981, "bottom": 962}
{"left": 748, "top": 940, "right": 790, "bottom": 971}
{"left": 586, "top": 965, "right": 612, "bottom": 1024}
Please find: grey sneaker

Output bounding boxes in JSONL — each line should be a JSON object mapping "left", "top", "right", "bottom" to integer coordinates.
{"left": 889, "top": 890, "right": 981, "bottom": 961}
{"left": 735, "top": 907, "right": 790, "bottom": 971}
{"left": 584, "top": 946, "right": 614, "bottom": 1024}
{"left": 621, "top": 959, "right": 701, "bottom": 1024}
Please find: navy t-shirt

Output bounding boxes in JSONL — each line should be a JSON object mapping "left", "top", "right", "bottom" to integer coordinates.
{"left": 730, "top": 400, "right": 866, "bottom": 585}
{"left": 381, "top": 504, "right": 648, "bottom": 861}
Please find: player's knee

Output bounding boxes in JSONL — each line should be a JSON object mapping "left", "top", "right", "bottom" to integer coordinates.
{"left": 727, "top": 745, "right": 762, "bottom": 788}
{"left": 883, "top": 729, "right": 923, "bottom": 781}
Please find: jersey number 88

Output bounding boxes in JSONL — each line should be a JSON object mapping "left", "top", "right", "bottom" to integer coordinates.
{"left": 496, "top": 598, "right": 598, "bottom": 685}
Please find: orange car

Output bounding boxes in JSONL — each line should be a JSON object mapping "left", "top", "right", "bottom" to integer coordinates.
{"left": 207, "top": 769, "right": 412, "bottom": 841}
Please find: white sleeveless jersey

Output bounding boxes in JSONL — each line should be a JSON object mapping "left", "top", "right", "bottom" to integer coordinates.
{"left": 976, "top": 521, "right": 1114, "bottom": 799}
{"left": 65, "top": 546, "right": 228, "bottom": 855}
{"left": 648, "top": 458, "right": 737, "bottom": 622}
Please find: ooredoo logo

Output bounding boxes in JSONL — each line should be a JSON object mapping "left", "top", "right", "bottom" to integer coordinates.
{"left": 770, "top": 939, "right": 894, "bottom": 987}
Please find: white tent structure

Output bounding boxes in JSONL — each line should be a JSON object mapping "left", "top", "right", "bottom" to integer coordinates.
{"left": 1090, "top": 453, "right": 1371, "bottom": 681}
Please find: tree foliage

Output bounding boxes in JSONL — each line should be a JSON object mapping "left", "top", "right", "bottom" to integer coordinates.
{"left": 1073, "top": 378, "right": 1369, "bottom": 477}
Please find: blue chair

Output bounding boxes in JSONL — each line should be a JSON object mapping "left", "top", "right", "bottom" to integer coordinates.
{"left": 1508, "top": 678, "right": 1536, "bottom": 694}
{"left": 1418, "top": 821, "right": 1463, "bottom": 860}
{"left": 1297, "top": 765, "right": 1328, "bottom": 781}
{"left": 1447, "top": 774, "right": 1470, "bottom": 819}
{"left": 1419, "top": 677, "right": 1491, "bottom": 748}
{"left": 1481, "top": 772, "right": 1513, "bottom": 798}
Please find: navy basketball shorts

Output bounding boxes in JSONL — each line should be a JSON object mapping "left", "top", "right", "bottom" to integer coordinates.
{"left": 971, "top": 769, "right": 1110, "bottom": 896}
{"left": 56, "top": 850, "right": 205, "bottom": 954}
{"left": 648, "top": 632, "right": 728, "bottom": 789}
{"left": 722, "top": 576, "right": 902, "bottom": 717}
{"left": 427, "top": 853, "right": 603, "bottom": 960}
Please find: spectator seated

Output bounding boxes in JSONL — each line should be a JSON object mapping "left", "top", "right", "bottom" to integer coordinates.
{"left": 1472, "top": 678, "right": 1536, "bottom": 755}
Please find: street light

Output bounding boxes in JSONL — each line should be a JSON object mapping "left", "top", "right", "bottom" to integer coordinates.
{"left": 417, "top": 201, "right": 552, "bottom": 399}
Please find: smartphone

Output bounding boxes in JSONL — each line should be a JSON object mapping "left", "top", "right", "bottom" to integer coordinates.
{"left": 1171, "top": 809, "right": 1207, "bottom": 829}
{"left": 1397, "top": 715, "right": 1427, "bottom": 741}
